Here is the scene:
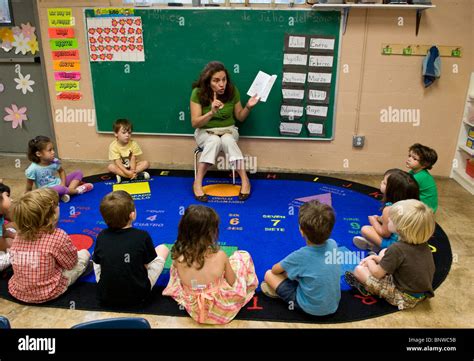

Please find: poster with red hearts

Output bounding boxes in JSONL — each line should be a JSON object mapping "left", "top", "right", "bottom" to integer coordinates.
{"left": 86, "top": 16, "right": 144, "bottom": 62}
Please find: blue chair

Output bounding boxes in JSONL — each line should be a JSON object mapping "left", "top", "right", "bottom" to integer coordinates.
{"left": 71, "top": 317, "right": 151, "bottom": 329}
{"left": 0, "top": 316, "right": 11, "bottom": 329}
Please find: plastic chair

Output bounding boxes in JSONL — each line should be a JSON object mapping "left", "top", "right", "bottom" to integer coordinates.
{"left": 194, "top": 146, "right": 236, "bottom": 184}
{"left": 71, "top": 317, "right": 151, "bottom": 329}
{"left": 0, "top": 316, "right": 11, "bottom": 329}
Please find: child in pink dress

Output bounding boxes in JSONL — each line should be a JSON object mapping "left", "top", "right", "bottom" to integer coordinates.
{"left": 163, "top": 205, "right": 258, "bottom": 324}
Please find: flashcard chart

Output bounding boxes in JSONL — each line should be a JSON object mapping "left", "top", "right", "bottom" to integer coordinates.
{"left": 86, "top": 16, "right": 145, "bottom": 62}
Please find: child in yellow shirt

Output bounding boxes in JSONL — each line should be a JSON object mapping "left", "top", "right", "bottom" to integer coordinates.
{"left": 107, "top": 119, "right": 150, "bottom": 183}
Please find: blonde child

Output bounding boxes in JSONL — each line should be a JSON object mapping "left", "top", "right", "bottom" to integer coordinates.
{"left": 345, "top": 199, "right": 436, "bottom": 310}
{"left": 406, "top": 143, "right": 438, "bottom": 212}
{"left": 0, "top": 182, "right": 15, "bottom": 271}
{"left": 353, "top": 169, "right": 419, "bottom": 252}
{"left": 25, "top": 136, "right": 93, "bottom": 203}
{"left": 260, "top": 200, "right": 340, "bottom": 316}
{"left": 107, "top": 119, "right": 150, "bottom": 184}
{"left": 163, "top": 205, "right": 258, "bottom": 324}
{"left": 92, "top": 190, "right": 169, "bottom": 307}
{"left": 8, "top": 188, "right": 91, "bottom": 303}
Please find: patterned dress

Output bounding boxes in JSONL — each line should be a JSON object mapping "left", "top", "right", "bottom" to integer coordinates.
{"left": 163, "top": 250, "right": 258, "bottom": 324}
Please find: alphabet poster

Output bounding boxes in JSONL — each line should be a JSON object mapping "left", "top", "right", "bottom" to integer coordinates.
{"left": 86, "top": 16, "right": 145, "bottom": 62}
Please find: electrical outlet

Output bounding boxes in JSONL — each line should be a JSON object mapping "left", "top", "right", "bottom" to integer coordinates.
{"left": 353, "top": 135, "right": 365, "bottom": 148}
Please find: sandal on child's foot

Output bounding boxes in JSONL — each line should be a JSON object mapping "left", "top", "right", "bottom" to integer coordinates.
{"left": 76, "top": 183, "right": 94, "bottom": 194}
{"left": 260, "top": 281, "right": 279, "bottom": 298}
{"left": 344, "top": 271, "right": 370, "bottom": 296}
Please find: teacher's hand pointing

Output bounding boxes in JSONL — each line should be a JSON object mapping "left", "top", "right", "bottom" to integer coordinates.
{"left": 211, "top": 91, "right": 224, "bottom": 114}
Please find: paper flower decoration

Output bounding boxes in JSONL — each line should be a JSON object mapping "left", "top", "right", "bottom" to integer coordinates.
{"left": 21, "top": 23, "right": 36, "bottom": 40}
{"left": 11, "top": 26, "right": 21, "bottom": 36}
{"left": 12, "top": 34, "right": 30, "bottom": 55}
{"left": 14, "top": 73, "right": 35, "bottom": 94}
{"left": 28, "top": 38, "right": 39, "bottom": 55}
{"left": 1, "top": 41, "right": 12, "bottom": 52}
{"left": 4, "top": 104, "right": 28, "bottom": 129}
{"left": 0, "top": 28, "right": 14, "bottom": 43}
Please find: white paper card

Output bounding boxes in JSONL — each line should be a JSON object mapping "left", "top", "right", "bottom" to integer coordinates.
{"left": 282, "top": 88, "right": 305, "bottom": 100}
{"left": 306, "top": 105, "right": 328, "bottom": 117}
{"left": 308, "top": 72, "right": 332, "bottom": 84}
{"left": 283, "top": 53, "right": 308, "bottom": 66}
{"left": 247, "top": 71, "right": 277, "bottom": 102}
{"left": 280, "top": 105, "right": 304, "bottom": 118}
{"left": 288, "top": 36, "right": 306, "bottom": 49}
{"left": 308, "top": 123, "right": 324, "bottom": 135}
{"left": 309, "top": 55, "right": 333, "bottom": 67}
{"left": 280, "top": 122, "right": 303, "bottom": 135}
{"left": 308, "top": 89, "right": 327, "bottom": 101}
{"left": 282, "top": 72, "right": 307, "bottom": 84}
{"left": 310, "top": 38, "right": 335, "bottom": 51}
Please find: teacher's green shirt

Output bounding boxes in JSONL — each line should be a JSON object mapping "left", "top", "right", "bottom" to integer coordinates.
{"left": 191, "top": 86, "right": 240, "bottom": 129}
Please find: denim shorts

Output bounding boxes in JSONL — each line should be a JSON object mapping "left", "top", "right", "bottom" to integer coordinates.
{"left": 275, "top": 278, "right": 302, "bottom": 311}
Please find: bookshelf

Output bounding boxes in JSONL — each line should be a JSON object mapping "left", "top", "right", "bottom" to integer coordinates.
{"left": 451, "top": 73, "right": 474, "bottom": 195}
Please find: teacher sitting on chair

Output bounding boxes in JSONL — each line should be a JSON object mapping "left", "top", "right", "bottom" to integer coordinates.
{"left": 191, "top": 61, "right": 260, "bottom": 202}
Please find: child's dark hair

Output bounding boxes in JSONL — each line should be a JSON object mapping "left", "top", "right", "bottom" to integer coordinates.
{"left": 100, "top": 190, "right": 135, "bottom": 229}
{"left": 0, "top": 181, "right": 11, "bottom": 208}
{"left": 172, "top": 205, "right": 220, "bottom": 270}
{"left": 383, "top": 169, "right": 420, "bottom": 204}
{"left": 113, "top": 119, "right": 133, "bottom": 133}
{"left": 298, "top": 200, "right": 335, "bottom": 245}
{"left": 0, "top": 182, "right": 11, "bottom": 197}
{"left": 409, "top": 143, "right": 438, "bottom": 170}
{"left": 27, "top": 136, "right": 52, "bottom": 163}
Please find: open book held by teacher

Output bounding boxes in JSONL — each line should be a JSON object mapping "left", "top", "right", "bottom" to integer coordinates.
{"left": 247, "top": 71, "right": 277, "bottom": 102}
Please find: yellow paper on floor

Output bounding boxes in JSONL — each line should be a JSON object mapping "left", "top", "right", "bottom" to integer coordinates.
{"left": 113, "top": 182, "right": 151, "bottom": 195}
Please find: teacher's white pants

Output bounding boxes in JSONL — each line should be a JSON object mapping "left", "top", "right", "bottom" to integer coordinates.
{"left": 194, "top": 126, "right": 244, "bottom": 165}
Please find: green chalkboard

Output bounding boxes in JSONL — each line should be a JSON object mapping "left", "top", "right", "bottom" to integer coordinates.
{"left": 85, "top": 9, "right": 341, "bottom": 139}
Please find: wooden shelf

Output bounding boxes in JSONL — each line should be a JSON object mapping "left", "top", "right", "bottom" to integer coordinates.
{"left": 312, "top": 3, "right": 436, "bottom": 35}
{"left": 452, "top": 168, "right": 474, "bottom": 195}
{"left": 463, "top": 119, "right": 474, "bottom": 127}
{"left": 459, "top": 144, "right": 474, "bottom": 157}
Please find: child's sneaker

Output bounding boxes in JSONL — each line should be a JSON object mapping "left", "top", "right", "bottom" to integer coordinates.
{"left": 116, "top": 175, "right": 122, "bottom": 184}
{"left": 344, "top": 271, "right": 370, "bottom": 296}
{"left": 136, "top": 171, "right": 150, "bottom": 181}
{"left": 260, "top": 281, "right": 279, "bottom": 298}
{"left": 76, "top": 183, "right": 94, "bottom": 194}
{"left": 353, "top": 236, "right": 371, "bottom": 250}
{"left": 61, "top": 194, "right": 71, "bottom": 203}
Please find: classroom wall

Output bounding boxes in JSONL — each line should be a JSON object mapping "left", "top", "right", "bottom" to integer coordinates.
{"left": 36, "top": 0, "right": 473, "bottom": 176}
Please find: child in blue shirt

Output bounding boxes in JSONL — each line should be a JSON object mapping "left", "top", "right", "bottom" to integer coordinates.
{"left": 25, "top": 136, "right": 93, "bottom": 202}
{"left": 261, "top": 200, "right": 341, "bottom": 316}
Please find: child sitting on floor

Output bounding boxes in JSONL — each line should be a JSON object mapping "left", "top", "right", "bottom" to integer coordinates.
{"left": 107, "top": 119, "right": 150, "bottom": 184}
{"left": 345, "top": 199, "right": 435, "bottom": 310}
{"left": 353, "top": 169, "right": 419, "bottom": 252}
{"left": 406, "top": 143, "right": 439, "bottom": 213}
{"left": 8, "top": 188, "right": 91, "bottom": 303}
{"left": 93, "top": 190, "right": 169, "bottom": 307}
{"left": 25, "top": 136, "right": 93, "bottom": 203}
{"left": 261, "top": 200, "right": 341, "bottom": 316}
{"left": 163, "top": 205, "right": 258, "bottom": 324}
{"left": 0, "top": 181, "right": 15, "bottom": 272}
